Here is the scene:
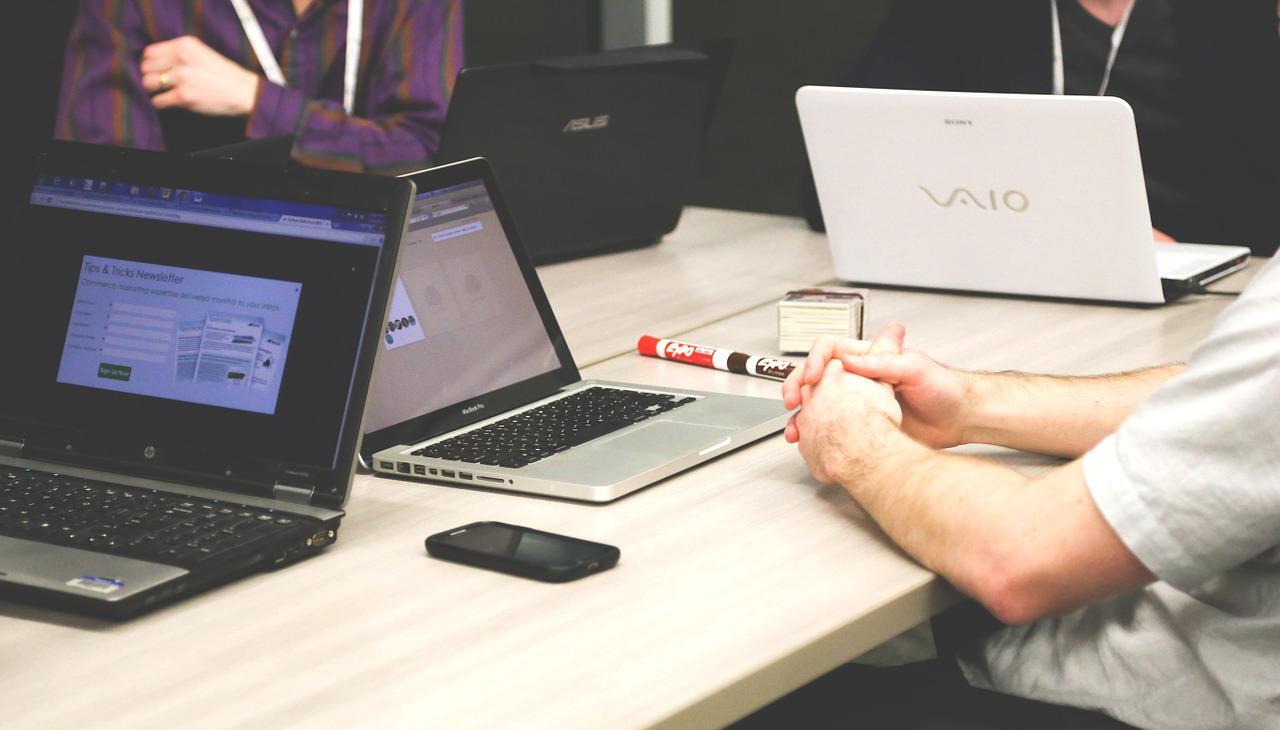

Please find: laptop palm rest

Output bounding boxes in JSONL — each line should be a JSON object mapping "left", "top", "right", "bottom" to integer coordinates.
{"left": 597, "top": 420, "right": 735, "bottom": 455}
{"left": 0, "top": 536, "right": 186, "bottom": 601}
{"left": 519, "top": 421, "right": 736, "bottom": 485}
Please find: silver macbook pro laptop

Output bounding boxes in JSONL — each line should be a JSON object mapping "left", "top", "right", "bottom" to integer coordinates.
{"left": 0, "top": 142, "right": 410, "bottom": 618}
{"left": 797, "top": 86, "right": 1250, "bottom": 304}
{"left": 363, "top": 158, "right": 788, "bottom": 502}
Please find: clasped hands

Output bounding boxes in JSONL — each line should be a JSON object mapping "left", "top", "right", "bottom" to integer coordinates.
{"left": 140, "top": 36, "right": 260, "bottom": 116}
{"left": 781, "top": 323, "right": 971, "bottom": 485}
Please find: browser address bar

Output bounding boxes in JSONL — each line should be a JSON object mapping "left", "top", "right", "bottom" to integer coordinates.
{"left": 32, "top": 191, "right": 384, "bottom": 246}
{"left": 35, "top": 194, "right": 182, "bottom": 221}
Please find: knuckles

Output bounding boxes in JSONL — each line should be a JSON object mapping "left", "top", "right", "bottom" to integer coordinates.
{"left": 176, "top": 35, "right": 198, "bottom": 52}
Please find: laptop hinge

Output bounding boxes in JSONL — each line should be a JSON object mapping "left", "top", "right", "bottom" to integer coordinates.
{"left": 272, "top": 482, "right": 315, "bottom": 505}
{"left": 0, "top": 438, "right": 24, "bottom": 458}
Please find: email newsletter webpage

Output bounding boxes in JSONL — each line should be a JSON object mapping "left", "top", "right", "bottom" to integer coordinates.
{"left": 58, "top": 257, "right": 300, "bottom": 415}
{"left": 24, "top": 175, "right": 386, "bottom": 468}
{"left": 365, "top": 181, "right": 560, "bottom": 433}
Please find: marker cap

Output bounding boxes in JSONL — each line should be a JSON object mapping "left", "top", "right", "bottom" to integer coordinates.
{"left": 637, "top": 335, "right": 660, "bottom": 357}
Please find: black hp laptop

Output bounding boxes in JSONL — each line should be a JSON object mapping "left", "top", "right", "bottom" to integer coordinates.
{"left": 434, "top": 42, "right": 731, "bottom": 264}
{"left": 0, "top": 142, "right": 410, "bottom": 618}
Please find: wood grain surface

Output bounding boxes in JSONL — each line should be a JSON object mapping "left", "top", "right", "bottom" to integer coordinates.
{"left": 1, "top": 208, "right": 1259, "bottom": 730}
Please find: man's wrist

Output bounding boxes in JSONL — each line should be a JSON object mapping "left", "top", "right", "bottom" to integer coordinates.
{"left": 236, "top": 74, "right": 261, "bottom": 118}
{"left": 957, "top": 370, "right": 1000, "bottom": 446}
{"left": 837, "top": 410, "right": 917, "bottom": 487}
{"left": 244, "top": 77, "right": 269, "bottom": 136}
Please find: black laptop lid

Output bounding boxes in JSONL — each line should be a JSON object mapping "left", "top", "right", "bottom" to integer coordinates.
{"left": 0, "top": 142, "right": 411, "bottom": 508}
{"left": 360, "top": 158, "right": 578, "bottom": 460}
{"left": 435, "top": 43, "right": 730, "bottom": 264}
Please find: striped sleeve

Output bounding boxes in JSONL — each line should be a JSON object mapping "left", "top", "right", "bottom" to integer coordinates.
{"left": 247, "top": 0, "right": 464, "bottom": 174}
{"left": 55, "top": 0, "right": 166, "bottom": 150}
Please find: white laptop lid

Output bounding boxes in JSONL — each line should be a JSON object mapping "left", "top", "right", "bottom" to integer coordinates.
{"left": 797, "top": 86, "right": 1166, "bottom": 304}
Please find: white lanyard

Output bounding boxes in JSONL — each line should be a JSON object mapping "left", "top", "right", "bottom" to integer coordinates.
{"left": 1051, "top": 0, "right": 1137, "bottom": 96}
{"left": 229, "top": 0, "right": 363, "bottom": 115}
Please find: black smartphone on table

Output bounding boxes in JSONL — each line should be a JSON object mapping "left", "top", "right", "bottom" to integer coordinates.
{"left": 425, "top": 521, "right": 620, "bottom": 582}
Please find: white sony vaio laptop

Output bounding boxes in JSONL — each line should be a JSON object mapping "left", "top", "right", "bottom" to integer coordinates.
{"left": 362, "top": 158, "right": 789, "bottom": 502}
{"left": 796, "top": 86, "right": 1251, "bottom": 304}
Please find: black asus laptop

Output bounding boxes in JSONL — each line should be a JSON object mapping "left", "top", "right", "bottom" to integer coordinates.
{"left": 434, "top": 42, "right": 731, "bottom": 264}
{"left": 0, "top": 142, "right": 410, "bottom": 619}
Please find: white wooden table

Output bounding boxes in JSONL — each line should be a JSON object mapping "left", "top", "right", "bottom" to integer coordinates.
{"left": 1, "top": 208, "right": 1257, "bottom": 730}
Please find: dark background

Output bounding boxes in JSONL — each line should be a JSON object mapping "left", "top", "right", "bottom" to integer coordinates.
{"left": 12, "top": 1, "right": 891, "bottom": 220}
{"left": 674, "top": 1, "right": 891, "bottom": 215}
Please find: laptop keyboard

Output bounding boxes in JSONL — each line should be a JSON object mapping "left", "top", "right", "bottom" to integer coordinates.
{"left": 411, "top": 386, "right": 697, "bottom": 469}
{"left": 0, "top": 468, "right": 317, "bottom": 568}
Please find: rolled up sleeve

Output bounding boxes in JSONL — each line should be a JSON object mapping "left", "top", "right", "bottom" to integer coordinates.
{"left": 1082, "top": 260, "right": 1280, "bottom": 592}
{"left": 246, "top": 0, "right": 464, "bottom": 174}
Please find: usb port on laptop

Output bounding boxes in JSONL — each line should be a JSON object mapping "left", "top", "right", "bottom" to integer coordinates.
{"left": 413, "top": 464, "right": 426, "bottom": 476}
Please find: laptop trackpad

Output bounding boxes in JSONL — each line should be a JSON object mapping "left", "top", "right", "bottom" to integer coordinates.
{"left": 598, "top": 420, "right": 735, "bottom": 456}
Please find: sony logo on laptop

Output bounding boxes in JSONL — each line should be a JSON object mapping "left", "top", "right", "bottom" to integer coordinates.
{"left": 920, "top": 187, "right": 1030, "bottom": 213}
{"left": 462, "top": 402, "right": 485, "bottom": 415}
{"left": 562, "top": 115, "right": 610, "bottom": 133}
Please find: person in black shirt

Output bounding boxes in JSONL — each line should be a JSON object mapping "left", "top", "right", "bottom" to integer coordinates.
{"left": 804, "top": 0, "right": 1280, "bottom": 256}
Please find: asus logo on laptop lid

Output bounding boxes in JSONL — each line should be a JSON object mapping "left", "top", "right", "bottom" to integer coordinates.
{"left": 562, "top": 115, "right": 610, "bottom": 133}
{"left": 920, "top": 187, "right": 1030, "bottom": 213}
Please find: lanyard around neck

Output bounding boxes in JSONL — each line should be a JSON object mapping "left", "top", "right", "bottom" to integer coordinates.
{"left": 1051, "top": 0, "right": 1137, "bottom": 96}
{"left": 229, "top": 0, "right": 363, "bottom": 115}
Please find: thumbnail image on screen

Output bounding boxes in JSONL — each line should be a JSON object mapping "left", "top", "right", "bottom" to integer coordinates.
{"left": 57, "top": 256, "right": 302, "bottom": 415}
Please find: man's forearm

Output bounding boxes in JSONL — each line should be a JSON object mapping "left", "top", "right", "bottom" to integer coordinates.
{"left": 842, "top": 423, "right": 1034, "bottom": 619}
{"left": 840, "top": 422, "right": 1153, "bottom": 625}
{"left": 959, "top": 365, "right": 1182, "bottom": 457}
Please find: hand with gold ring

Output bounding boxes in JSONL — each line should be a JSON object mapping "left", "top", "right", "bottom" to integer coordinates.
{"left": 140, "top": 35, "right": 260, "bottom": 117}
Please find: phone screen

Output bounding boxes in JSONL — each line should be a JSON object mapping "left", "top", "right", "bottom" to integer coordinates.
{"left": 442, "top": 523, "right": 607, "bottom": 568}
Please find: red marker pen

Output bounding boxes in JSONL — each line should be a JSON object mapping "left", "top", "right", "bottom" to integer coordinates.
{"left": 638, "top": 335, "right": 797, "bottom": 381}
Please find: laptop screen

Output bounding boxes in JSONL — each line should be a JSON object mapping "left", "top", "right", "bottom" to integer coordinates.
{"left": 363, "top": 179, "right": 562, "bottom": 434}
{"left": 2, "top": 165, "right": 391, "bottom": 477}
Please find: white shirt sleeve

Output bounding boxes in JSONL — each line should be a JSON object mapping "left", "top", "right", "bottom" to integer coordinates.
{"left": 1082, "top": 258, "right": 1280, "bottom": 592}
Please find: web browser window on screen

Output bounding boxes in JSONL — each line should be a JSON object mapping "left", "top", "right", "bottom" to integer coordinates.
{"left": 18, "top": 171, "right": 390, "bottom": 469}
{"left": 365, "top": 180, "right": 561, "bottom": 433}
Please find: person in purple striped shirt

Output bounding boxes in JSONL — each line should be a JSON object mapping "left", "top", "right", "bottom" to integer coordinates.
{"left": 55, "top": 0, "right": 463, "bottom": 174}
